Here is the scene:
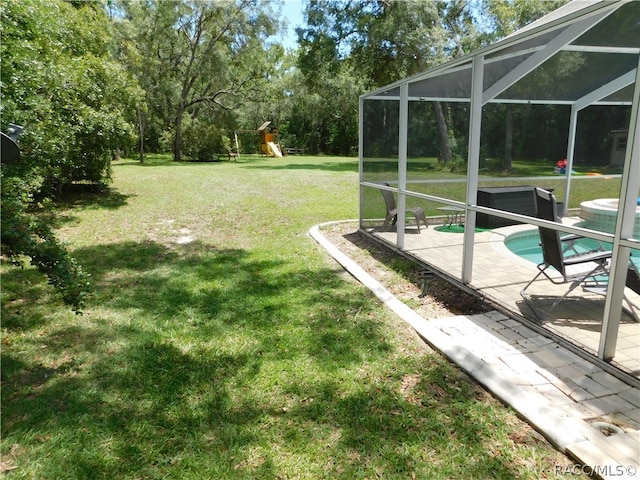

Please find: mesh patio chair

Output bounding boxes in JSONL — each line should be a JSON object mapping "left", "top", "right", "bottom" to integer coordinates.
{"left": 520, "top": 188, "right": 613, "bottom": 319}
{"left": 380, "top": 183, "right": 428, "bottom": 233}
{"left": 625, "top": 262, "right": 640, "bottom": 295}
{"left": 581, "top": 260, "right": 640, "bottom": 322}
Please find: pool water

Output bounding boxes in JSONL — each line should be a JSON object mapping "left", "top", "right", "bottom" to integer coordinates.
{"left": 505, "top": 231, "right": 640, "bottom": 268}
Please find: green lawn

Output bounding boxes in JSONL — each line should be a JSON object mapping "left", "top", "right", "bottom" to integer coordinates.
{"left": 2, "top": 154, "right": 587, "bottom": 479}
{"left": 361, "top": 157, "right": 623, "bottom": 217}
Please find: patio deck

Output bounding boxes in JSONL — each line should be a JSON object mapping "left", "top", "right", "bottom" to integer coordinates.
{"left": 364, "top": 219, "right": 640, "bottom": 382}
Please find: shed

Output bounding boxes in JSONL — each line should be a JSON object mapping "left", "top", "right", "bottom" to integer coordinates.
{"left": 609, "top": 129, "right": 628, "bottom": 167}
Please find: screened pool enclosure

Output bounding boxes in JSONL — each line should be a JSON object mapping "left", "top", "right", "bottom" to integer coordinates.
{"left": 358, "top": 0, "right": 639, "bottom": 369}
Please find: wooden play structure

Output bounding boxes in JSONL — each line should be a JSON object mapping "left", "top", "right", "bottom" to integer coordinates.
{"left": 257, "top": 121, "right": 283, "bottom": 157}
{"left": 234, "top": 121, "right": 284, "bottom": 158}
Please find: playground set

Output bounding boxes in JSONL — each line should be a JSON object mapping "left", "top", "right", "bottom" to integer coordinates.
{"left": 233, "top": 121, "right": 284, "bottom": 159}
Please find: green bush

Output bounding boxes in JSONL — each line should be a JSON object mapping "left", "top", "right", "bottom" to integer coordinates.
{"left": 1, "top": 171, "right": 91, "bottom": 312}
{"left": 181, "top": 118, "right": 231, "bottom": 161}
{"left": 1, "top": 0, "right": 141, "bottom": 193}
{"left": 0, "top": 0, "right": 140, "bottom": 311}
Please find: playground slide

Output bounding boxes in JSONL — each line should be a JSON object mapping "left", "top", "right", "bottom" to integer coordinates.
{"left": 266, "top": 141, "right": 283, "bottom": 157}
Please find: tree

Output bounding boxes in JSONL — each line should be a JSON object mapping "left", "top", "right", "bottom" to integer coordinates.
{"left": 119, "top": 0, "right": 283, "bottom": 161}
{"left": 295, "top": 0, "right": 578, "bottom": 164}
{"left": 1, "top": 0, "right": 140, "bottom": 311}
{"left": 239, "top": 47, "right": 292, "bottom": 132}
{"left": 480, "top": 0, "right": 570, "bottom": 170}
{"left": 296, "top": 0, "right": 481, "bottom": 159}
{"left": 298, "top": 0, "right": 453, "bottom": 88}
{"left": 285, "top": 64, "right": 365, "bottom": 155}
{"left": 481, "top": 0, "right": 568, "bottom": 39}
{"left": 1, "top": 0, "right": 141, "bottom": 192}
{"left": 1, "top": 168, "right": 91, "bottom": 313}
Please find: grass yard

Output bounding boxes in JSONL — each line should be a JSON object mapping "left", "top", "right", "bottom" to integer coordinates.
{"left": 361, "top": 157, "right": 623, "bottom": 217}
{"left": 2, "top": 154, "right": 588, "bottom": 479}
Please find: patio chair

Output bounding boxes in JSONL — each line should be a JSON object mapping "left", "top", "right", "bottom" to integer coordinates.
{"left": 520, "top": 188, "right": 613, "bottom": 319}
{"left": 380, "top": 183, "right": 428, "bottom": 233}
{"left": 625, "top": 261, "right": 640, "bottom": 294}
{"left": 581, "top": 261, "right": 640, "bottom": 322}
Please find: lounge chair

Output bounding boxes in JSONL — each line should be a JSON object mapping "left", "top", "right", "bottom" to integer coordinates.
{"left": 521, "top": 187, "right": 639, "bottom": 321}
{"left": 380, "top": 183, "right": 428, "bottom": 233}
{"left": 582, "top": 261, "right": 640, "bottom": 322}
{"left": 520, "top": 188, "right": 612, "bottom": 319}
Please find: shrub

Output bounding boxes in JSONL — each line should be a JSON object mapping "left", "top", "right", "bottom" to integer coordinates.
{"left": 1, "top": 0, "right": 141, "bottom": 193}
{"left": 1, "top": 171, "right": 91, "bottom": 312}
{"left": 181, "top": 118, "right": 231, "bottom": 161}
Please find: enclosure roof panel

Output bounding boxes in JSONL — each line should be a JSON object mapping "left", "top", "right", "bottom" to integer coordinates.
{"left": 361, "top": 0, "right": 638, "bottom": 106}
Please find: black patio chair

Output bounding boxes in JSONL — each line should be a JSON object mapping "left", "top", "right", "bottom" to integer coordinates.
{"left": 581, "top": 260, "right": 640, "bottom": 322}
{"left": 520, "top": 188, "right": 613, "bottom": 319}
{"left": 380, "top": 183, "right": 428, "bottom": 233}
{"left": 531, "top": 187, "right": 640, "bottom": 319}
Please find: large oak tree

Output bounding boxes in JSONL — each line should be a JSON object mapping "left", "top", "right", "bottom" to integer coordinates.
{"left": 296, "top": 0, "right": 480, "bottom": 161}
{"left": 119, "top": 0, "right": 283, "bottom": 161}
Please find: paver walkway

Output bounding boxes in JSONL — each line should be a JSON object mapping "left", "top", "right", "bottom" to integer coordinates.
{"left": 427, "top": 312, "right": 640, "bottom": 480}
{"left": 369, "top": 221, "right": 640, "bottom": 378}
{"left": 311, "top": 224, "right": 640, "bottom": 480}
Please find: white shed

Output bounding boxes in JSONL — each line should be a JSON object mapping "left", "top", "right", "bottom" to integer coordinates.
{"left": 610, "top": 129, "right": 628, "bottom": 167}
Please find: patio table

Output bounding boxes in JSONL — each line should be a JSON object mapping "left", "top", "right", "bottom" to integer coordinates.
{"left": 437, "top": 206, "right": 465, "bottom": 227}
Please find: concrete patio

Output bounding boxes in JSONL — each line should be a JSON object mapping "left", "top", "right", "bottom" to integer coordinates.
{"left": 361, "top": 219, "right": 640, "bottom": 382}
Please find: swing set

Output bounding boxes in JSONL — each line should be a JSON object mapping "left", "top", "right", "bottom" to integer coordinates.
{"left": 232, "top": 121, "right": 283, "bottom": 159}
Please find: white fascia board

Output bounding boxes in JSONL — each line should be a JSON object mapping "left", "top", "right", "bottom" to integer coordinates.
{"left": 564, "top": 45, "right": 640, "bottom": 54}
{"left": 487, "top": 98, "right": 576, "bottom": 105}
{"left": 364, "top": 96, "right": 632, "bottom": 106}
{"left": 364, "top": 95, "right": 401, "bottom": 101}
{"left": 412, "top": 97, "right": 471, "bottom": 103}
{"left": 364, "top": 95, "right": 471, "bottom": 102}
{"left": 489, "top": 98, "right": 633, "bottom": 106}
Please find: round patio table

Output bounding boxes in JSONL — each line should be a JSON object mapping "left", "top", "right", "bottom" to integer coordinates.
{"left": 437, "top": 206, "right": 465, "bottom": 227}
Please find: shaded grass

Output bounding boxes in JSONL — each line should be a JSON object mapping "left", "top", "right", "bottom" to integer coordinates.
{"left": 2, "top": 154, "right": 586, "bottom": 479}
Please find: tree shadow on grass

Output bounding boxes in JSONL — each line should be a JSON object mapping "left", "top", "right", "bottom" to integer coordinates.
{"left": 2, "top": 239, "right": 541, "bottom": 478}
{"left": 49, "top": 186, "right": 133, "bottom": 226}
{"left": 1, "top": 262, "right": 58, "bottom": 332}
{"left": 57, "top": 185, "right": 132, "bottom": 211}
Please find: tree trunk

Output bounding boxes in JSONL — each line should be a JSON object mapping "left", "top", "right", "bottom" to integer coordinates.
{"left": 433, "top": 102, "right": 452, "bottom": 164}
{"left": 174, "top": 107, "right": 184, "bottom": 162}
{"left": 504, "top": 107, "right": 513, "bottom": 171}
{"left": 137, "top": 105, "right": 145, "bottom": 163}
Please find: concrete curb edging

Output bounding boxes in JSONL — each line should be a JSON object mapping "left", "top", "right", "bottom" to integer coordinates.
{"left": 309, "top": 222, "right": 602, "bottom": 452}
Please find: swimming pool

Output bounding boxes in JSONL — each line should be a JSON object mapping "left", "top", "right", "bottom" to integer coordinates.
{"left": 504, "top": 230, "right": 640, "bottom": 267}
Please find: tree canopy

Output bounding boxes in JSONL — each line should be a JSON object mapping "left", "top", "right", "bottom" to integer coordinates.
{"left": 1, "top": 0, "right": 141, "bottom": 191}
{"left": 116, "top": 0, "right": 284, "bottom": 161}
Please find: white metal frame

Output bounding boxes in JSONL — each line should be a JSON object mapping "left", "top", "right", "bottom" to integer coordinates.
{"left": 358, "top": 0, "right": 639, "bottom": 363}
